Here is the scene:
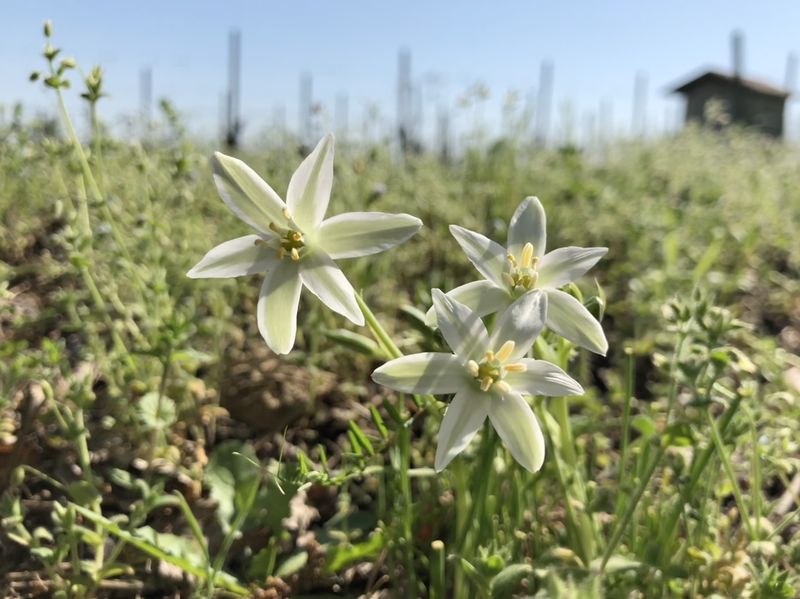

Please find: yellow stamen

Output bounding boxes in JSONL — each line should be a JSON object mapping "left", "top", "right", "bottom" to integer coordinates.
{"left": 480, "top": 377, "right": 493, "bottom": 392}
{"left": 506, "top": 254, "right": 517, "bottom": 267}
{"left": 269, "top": 222, "right": 283, "bottom": 234}
{"left": 494, "top": 380, "right": 511, "bottom": 394}
{"left": 254, "top": 238, "right": 269, "bottom": 247}
{"left": 521, "top": 242, "right": 534, "bottom": 269}
{"left": 531, "top": 256, "right": 540, "bottom": 269}
{"left": 495, "top": 340, "right": 515, "bottom": 363}
{"left": 484, "top": 350, "right": 495, "bottom": 362}
{"left": 467, "top": 360, "right": 480, "bottom": 378}
{"left": 503, "top": 362, "right": 527, "bottom": 373}
{"left": 529, "top": 272, "right": 539, "bottom": 287}
{"left": 282, "top": 207, "right": 291, "bottom": 219}
{"left": 502, "top": 272, "right": 516, "bottom": 288}
{"left": 289, "top": 231, "right": 302, "bottom": 242}
{"left": 277, "top": 247, "right": 286, "bottom": 260}
{"left": 290, "top": 247, "right": 300, "bottom": 261}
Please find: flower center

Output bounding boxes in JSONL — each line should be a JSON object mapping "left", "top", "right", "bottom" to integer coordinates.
{"left": 466, "top": 340, "right": 527, "bottom": 393}
{"left": 255, "top": 209, "right": 306, "bottom": 261}
{"left": 503, "top": 242, "right": 539, "bottom": 294}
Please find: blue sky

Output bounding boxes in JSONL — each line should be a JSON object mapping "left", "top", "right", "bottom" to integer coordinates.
{"left": 2, "top": 1, "right": 800, "bottom": 143}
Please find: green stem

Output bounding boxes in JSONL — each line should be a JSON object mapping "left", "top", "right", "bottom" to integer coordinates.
{"left": 706, "top": 408, "right": 756, "bottom": 540}
{"left": 356, "top": 292, "right": 402, "bottom": 360}
{"left": 537, "top": 405, "right": 591, "bottom": 566}
{"left": 430, "top": 540, "right": 446, "bottom": 599}
{"left": 396, "top": 427, "right": 417, "bottom": 595}
{"left": 601, "top": 444, "right": 664, "bottom": 570}
{"left": 615, "top": 348, "right": 635, "bottom": 517}
{"left": 50, "top": 63, "right": 147, "bottom": 300}
{"left": 657, "top": 392, "right": 742, "bottom": 564}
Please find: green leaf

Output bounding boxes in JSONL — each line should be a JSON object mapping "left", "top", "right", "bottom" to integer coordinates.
{"left": 490, "top": 563, "right": 534, "bottom": 599}
{"left": 632, "top": 414, "right": 658, "bottom": 439}
{"left": 275, "top": 550, "right": 308, "bottom": 578}
{"left": 348, "top": 421, "right": 375, "bottom": 456}
{"left": 137, "top": 392, "right": 177, "bottom": 430}
{"left": 67, "top": 480, "right": 100, "bottom": 506}
{"left": 323, "top": 329, "right": 382, "bottom": 357}
{"left": 325, "top": 531, "right": 384, "bottom": 573}
{"left": 204, "top": 440, "right": 259, "bottom": 532}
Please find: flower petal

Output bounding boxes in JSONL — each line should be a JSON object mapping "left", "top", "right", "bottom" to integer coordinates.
{"left": 431, "top": 289, "right": 490, "bottom": 362}
{"left": 287, "top": 134, "right": 334, "bottom": 231}
{"left": 212, "top": 152, "right": 288, "bottom": 234}
{"left": 187, "top": 235, "right": 277, "bottom": 279}
{"left": 257, "top": 260, "right": 302, "bottom": 354}
{"left": 299, "top": 251, "right": 363, "bottom": 325}
{"left": 544, "top": 288, "right": 608, "bottom": 356}
{"left": 372, "top": 353, "right": 467, "bottom": 394}
{"left": 434, "top": 387, "right": 489, "bottom": 471}
{"left": 424, "top": 281, "right": 511, "bottom": 326}
{"left": 449, "top": 225, "right": 508, "bottom": 288}
{"left": 507, "top": 196, "right": 546, "bottom": 259}
{"left": 316, "top": 211, "right": 422, "bottom": 259}
{"left": 488, "top": 391, "right": 545, "bottom": 473}
{"left": 504, "top": 359, "right": 584, "bottom": 397}
{"left": 538, "top": 246, "right": 608, "bottom": 289}
{"left": 489, "top": 290, "right": 546, "bottom": 361}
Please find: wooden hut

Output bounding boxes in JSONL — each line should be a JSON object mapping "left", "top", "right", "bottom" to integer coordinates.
{"left": 671, "top": 70, "right": 789, "bottom": 137}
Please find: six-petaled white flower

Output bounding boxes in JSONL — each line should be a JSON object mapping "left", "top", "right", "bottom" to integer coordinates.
{"left": 373, "top": 289, "right": 584, "bottom": 472}
{"left": 427, "top": 197, "right": 608, "bottom": 355}
{"left": 188, "top": 134, "right": 422, "bottom": 354}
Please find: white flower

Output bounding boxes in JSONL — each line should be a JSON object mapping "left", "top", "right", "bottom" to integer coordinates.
{"left": 427, "top": 197, "right": 608, "bottom": 355}
{"left": 188, "top": 134, "right": 422, "bottom": 354}
{"left": 373, "top": 289, "right": 583, "bottom": 472}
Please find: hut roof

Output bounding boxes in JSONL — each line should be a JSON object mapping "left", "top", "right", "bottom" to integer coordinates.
{"left": 670, "top": 69, "right": 789, "bottom": 98}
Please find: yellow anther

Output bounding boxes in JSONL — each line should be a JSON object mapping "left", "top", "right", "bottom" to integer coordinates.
{"left": 502, "top": 272, "right": 516, "bottom": 288}
{"left": 529, "top": 272, "right": 539, "bottom": 287}
{"left": 503, "top": 362, "right": 527, "bottom": 373}
{"left": 269, "top": 222, "right": 283, "bottom": 234}
{"left": 254, "top": 238, "right": 269, "bottom": 247}
{"left": 521, "top": 242, "right": 534, "bottom": 269}
{"left": 290, "top": 247, "right": 301, "bottom": 261}
{"left": 289, "top": 231, "right": 303, "bottom": 242}
{"left": 495, "top": 340, "right": 515, "bottom": 363}
{"left": 277, "top": 247, "right": 286, "bottom": 260}
{"left": 467, "top": 360, "right": 480, "bottom": 378}
{"left": 480, "top": 377, "right": 493, "bottom": 392}
{"left": 506, "top": 254, "right": 517, "bottom": 267}
{"left": 494, "top": 380, "right": 511, "bottom": 394}
{"left": 282, "top": 207, "right": 291, "bottom": 219}
{"left": 484, "top": 350, "right": 495, "bottom": 363}
{"left": 531, "top": 256, "right": 540, "bottom": 269}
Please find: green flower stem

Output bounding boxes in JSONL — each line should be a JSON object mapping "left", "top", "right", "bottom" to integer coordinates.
{"left": 657, "top": 391, "right": 743, "bottom": 565}
{"left": 356, "top": 292, "right": 403, "bottom": 360}
{"left": 48, "top": 57, "right": 148, "bottom": 304}
{"left": 537, "top": 405, "right": 592, "bottom": 566}
{"left": 615, "top": 348, "right": 635, "bottom": 518}
{"left": 430, "top": 540, "right": 447, "bottom": 599}
{"left": 600, "top": 443, "right": 664, "bottom": 570}
{"left": 706, "top": 407, "right": 756, "bottom": 540}
{"left": 396, "top": 427, "right": 418, "bottom": 595}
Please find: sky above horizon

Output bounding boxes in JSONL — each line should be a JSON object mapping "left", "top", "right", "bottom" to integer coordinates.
{"left": 2, "top": 1, "right": 800, "bottom": 144}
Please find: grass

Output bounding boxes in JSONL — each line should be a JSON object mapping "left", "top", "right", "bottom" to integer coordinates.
{"left": 1, "top": 66, "right": 799, "bottom": 597}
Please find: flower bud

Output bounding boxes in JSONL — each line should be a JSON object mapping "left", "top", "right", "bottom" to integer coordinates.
{"left": 43, "top": 20, "right": 53, "bottom": 37}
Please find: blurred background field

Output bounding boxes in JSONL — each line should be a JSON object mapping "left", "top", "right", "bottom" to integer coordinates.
{"left": 2, "top": 3, "right": 800, "bottom": 598}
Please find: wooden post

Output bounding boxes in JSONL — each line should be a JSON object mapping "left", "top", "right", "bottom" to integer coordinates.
{"left": 534, "top": 60, "right": 554, "bottom": 147}
{"left": 225, "top": 28, "right": 242, "bottom": 148}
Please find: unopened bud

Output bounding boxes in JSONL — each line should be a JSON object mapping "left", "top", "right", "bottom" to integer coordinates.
{"left": 43, "top": 20, "right": 53, "bottom": 37}
{"left": 59, "top": 57, "right": 76, "bottom": 70}
{"left": 29, "top": 71, "right": 41, "bottom": 82}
